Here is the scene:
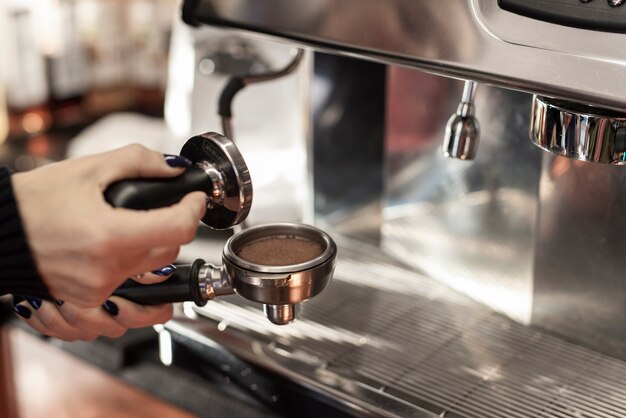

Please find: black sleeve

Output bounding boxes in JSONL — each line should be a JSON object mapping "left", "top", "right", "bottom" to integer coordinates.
{"left": 0, "top": 166, "right": 51, "bottom": 298}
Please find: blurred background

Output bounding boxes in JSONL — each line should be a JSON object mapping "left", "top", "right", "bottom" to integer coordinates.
{"left": 0, "top": 2, "right": 209, "bottom": 417}
{"left": 0, "top": 2, "right": 309, "bottom": 417}
{"left": 0, "top": 0, "right": 177, "bottom": 169}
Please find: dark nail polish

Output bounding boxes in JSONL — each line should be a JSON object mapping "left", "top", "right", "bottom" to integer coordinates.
{"left": 102, "top": 300, "right": 119, "bottom": 316}
{"left": 14, "top": 304, "right": 32, "bottom": 319}
{"left": 152, "top": 264, "right": 176, "bottom": 276}
{"left": 56, "top": 299, "right": 64, "bottom": 306}
{"left": 27, "top": 298, "right": 42, "bottom": 310}
{"left": 164, "top": 154, "right": 192, "bottom": 168}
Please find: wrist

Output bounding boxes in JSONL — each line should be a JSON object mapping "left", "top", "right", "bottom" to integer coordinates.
{"left": 0, "top": 166, "right": 51, "bottom": 298}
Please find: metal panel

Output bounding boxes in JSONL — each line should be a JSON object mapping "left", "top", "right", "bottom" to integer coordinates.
{"left": 167, "top": 236, "right": 626, "bottom": 418}
{"left": 532, "top": 155, "right": 626, "bottom": 358}
{"left": 183, "top": 0, "right": 626, "bottom": 111}
{"left": 382, "top": 78, "right": 541, "bottom": 324}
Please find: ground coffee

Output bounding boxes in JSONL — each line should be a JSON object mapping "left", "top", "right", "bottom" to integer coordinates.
{"left": 237, "top": 236, "right": 324, "bottom": 266}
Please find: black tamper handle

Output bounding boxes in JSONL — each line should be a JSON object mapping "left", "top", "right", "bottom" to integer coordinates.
{"left": 104, "top": 166, "right": 211, "bottom": 210}
{"left": 112, "top": 259, "right": 207, "bottom": 306}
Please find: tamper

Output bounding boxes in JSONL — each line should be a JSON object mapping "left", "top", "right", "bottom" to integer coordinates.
{"left": 113, "top": 223, "right": 337, "bottom": 325}
{"left": 105, "top": 134, "right": 336, "bottom": 325}
{"left": 105, "top": 132, "right": 252, "bottom": 229}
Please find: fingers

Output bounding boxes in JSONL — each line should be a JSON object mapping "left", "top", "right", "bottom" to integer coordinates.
{"left": 133, "top": 264, "right": 177, "bottom": 285}
{"left": 14, "top": 300, "right": 101, "bottom": 341}
{"left": 14, "top": 297, "right": 173, "bottom": 342}
{"left": 108, "top": 297, "right": 173, "bottom": 328}
{"left": 108, "top": 191, "right": 207, "bottom": 248}
{"left": 91, "top": 144, "right": 191, "bottom": 186}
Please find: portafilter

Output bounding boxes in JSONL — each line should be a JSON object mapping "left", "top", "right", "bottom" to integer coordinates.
{"left": 113, "top": 223, "right": 337, "bottom": 325}
{"left": 104, "top": 133, "right": 336, "bottom": 324}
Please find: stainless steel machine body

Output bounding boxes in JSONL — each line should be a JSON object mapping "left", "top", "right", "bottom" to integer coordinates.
{"left": 163, "top": 1, "right": 626, "bottom": 417}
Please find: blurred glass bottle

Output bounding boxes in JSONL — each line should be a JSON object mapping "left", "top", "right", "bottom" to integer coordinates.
{"left": 127, "top": 0, "right": 178, "bottom": 115}
{"left": 4, "top": 1, "right": 51, "bottom": 140}
{"left": 44, "top": 0, "right": 90, "bottom": 128}
{"left": 76, "top": 0, "right": 132, "bottom": 115}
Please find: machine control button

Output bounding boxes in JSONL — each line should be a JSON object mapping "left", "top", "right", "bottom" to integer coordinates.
{"left": 498, "top": 0, "right": 626, "bottom": 32}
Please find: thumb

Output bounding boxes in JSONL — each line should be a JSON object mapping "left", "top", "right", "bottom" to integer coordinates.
{"left": 92, "top": 144, "right": 192, "bottom": 186}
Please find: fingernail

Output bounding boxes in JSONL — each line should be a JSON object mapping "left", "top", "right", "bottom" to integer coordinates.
{"left": 27, "top": 298, "right": 42, "bottom": 310}
{"left": 164, "top": 154, "right": 192, "bottom": 168}
{"left": 152, "top": 264, "right": 176, "bottom": 276}
{"left": 14, "top": 304, "right": 32, "bottom": 319}
{"left": 56, "top": 299, "right": 64, "bottom": 306}
{"left": 102, "top": 300, "right": 119, "bottom": 316}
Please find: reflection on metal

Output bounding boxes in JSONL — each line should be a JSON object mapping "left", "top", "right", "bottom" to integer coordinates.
{"left": 442, "top": 80, "right": 480, "bottom": 160}
{"left": 219, "top": 49, "right": 305, "bottom": 142}
{"left": 222, "top": 223, "right": 337, "bottom": 324}
{"left": 165, "top": 23, "right": 310, "bottom": 225}
{"left": 384, "top": 83, "right": 539, "bottom": 324}
{"left": 530, "top": 96, "right": 626, "bottom": 165}
{"left": 532, "top": 154, "right": 626, "bottom": 357}
{"left": 164, "top": 238, "right": 626, "bottom": 418}
{"left": 183, "top": 0, "right": 626, "bottom": 111}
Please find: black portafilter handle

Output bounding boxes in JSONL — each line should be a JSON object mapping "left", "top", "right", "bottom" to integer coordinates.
{"left": 104, "top": 167, "right": 211, "bottom": 306}
{"left": 103, "top": 133, "right": 252, "bottom": 306}
{"left": 104, "top": 166, "right": 211, "bottom": 210}
{"left": 112, "top": 259, "right": 207, "bottom": 306}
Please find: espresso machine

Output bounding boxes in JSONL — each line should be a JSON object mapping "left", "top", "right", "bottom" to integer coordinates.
{"left": 153, "top": 1, "right": 626, "bottom": 417}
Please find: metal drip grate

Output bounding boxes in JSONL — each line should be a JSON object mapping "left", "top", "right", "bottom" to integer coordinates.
{"left": 188, "top": 240, "right": 626, "bottom": 418}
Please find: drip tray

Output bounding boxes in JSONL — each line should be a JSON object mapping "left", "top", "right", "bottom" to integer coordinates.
{"left": 164, "top": 239, "right": 626, "bottom": 418}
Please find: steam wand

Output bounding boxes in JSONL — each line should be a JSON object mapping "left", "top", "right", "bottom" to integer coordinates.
{"left": 442, "top": 80, "right": 480, "bottom": 160}
{"left": 218, "top": 49, "right": 305, "bottom": 141}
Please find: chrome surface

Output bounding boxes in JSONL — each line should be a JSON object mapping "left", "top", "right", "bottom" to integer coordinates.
{"left": 442, "top": 80, "right": 480, "bottom": 160}
{"left": 224, "top": 223, "right": 336, "bottom": 274}
{"left": 383, "top": 78, "right": 539, "bottom": 324}
{"left": 180, "top": 132, "right": 253, "bottom": 228}
{"left": 262, "top": 303, "right": 297, "bottom": 325}
{"left": 197, "top": 161, "right": 226, "bottom": 208}
{"left": 188, "top": 223, "right": 337, "bottom": 324}
{"left": 165, "top": 24, "right": 310, "bottom": 226}
{"left": 164, "top": 236, "right": 626, "bottom": 418}
{"left": 220, "top": 49, "right": 304, "bottom": 142}
{"left": 223, "top": 223, "right": 336, "bottom": 312}
{"left": 532, "top": 154, "right": 626, "bottom": 357}
{"left": 530, "top": 96, "right": 626, "bottom": 165}
{"left": 203, "top": 132, "right": 252, "bottom": 219}
{"left": 197, "top": 263, "right": 234, "bottom": 300}
{"left": 185, "top": 0, "right": 626, "bottom": 111}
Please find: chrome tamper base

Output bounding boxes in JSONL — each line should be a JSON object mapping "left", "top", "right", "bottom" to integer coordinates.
{"left": 530, "top": 96, "right": 626, "bottom": 165}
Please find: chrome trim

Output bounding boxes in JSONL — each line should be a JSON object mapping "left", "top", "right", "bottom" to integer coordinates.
{"left": 530, "top": 96, "right": 626, "bottom": 165}
{"left": 198, "top": 131, "right": 253, "bottom": 222}
{"left": 185, "top": 0, "right": 626, "bottom": 111}
{"left": 197, "top": 160, "right": 226, "bottom": 208}
{"left": 197, "top": 263, "right": 234, "bottom": 300}
{"left": 442, "top": 80, "right": 480, "bottom": 160}
{"left": 223, "top": 222, "right": 336, "bottom": 274}
{"left": 263, "top": 303, "right": 298, "bottom": 325}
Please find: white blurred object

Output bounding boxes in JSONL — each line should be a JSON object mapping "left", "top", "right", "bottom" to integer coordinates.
{"left": 4, "top": 1, "right": 48, "bottom": 110}
{"left": 66, "top": 113, "right": 170, "bottom": 158}
{"left": 165, "top": 22, "right": 311, "bottom": 225}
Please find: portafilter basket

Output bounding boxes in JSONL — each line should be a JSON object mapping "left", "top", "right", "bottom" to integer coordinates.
{"left": 114, "top": 223, "right": 337, "bottom": 325}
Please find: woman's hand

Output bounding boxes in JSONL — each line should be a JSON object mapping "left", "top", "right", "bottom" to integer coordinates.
{"left": 13, "top": 270, "right": 176, "bottom": 341}
{"left": 11, "top": 144, "right": 207, "bottom": 308}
